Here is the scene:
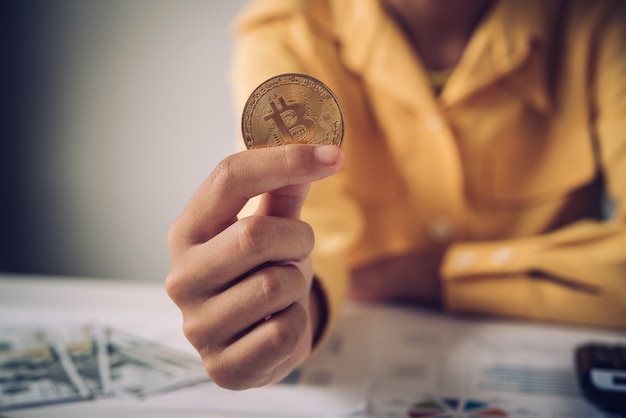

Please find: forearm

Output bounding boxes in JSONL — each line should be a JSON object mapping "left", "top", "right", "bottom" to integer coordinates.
{"left": 441, "top": 219, "right": 626, "bottom": 329}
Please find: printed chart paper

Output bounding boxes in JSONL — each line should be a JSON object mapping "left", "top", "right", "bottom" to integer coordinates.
{"left": 367, "top": 306, "right": 625, "bottom": 418}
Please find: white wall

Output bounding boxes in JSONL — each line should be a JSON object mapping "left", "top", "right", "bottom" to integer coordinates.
{"left": 4, "top": 0, "right": 248, "bottom": 281}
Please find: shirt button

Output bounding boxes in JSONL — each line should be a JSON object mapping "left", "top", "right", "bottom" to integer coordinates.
{"left": 427, "top": 216, "right": 454, "bottom": 243}
{"left": 491, "top": 247, "right": 514, "bottom": 265}
{"left": 425, "top": 115, "right": 443, "bottom": 132}
{"left": 454, "top": 252, "right": 476, "bottom": 269}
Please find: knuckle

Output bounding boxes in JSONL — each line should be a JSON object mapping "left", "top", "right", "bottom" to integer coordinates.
{"left": 268, "top": 323, "right": 300, "bottom": 357}
{"left": 258, "top": 268, "right": 285, "bottom": 302}
{"left": 181, "top": 318, "right": 197, "bottom": 345}
{"left": 167, "top": 220, "right": 188, "bottom": 258}
{"left": 165, "top": 269, "right": 185, "bottom": 303}
{"left": 182, "top": 314, "right": 218, "bottom": 357}
{"left": 263, "top": 265, "right": 306, "bottom": 300}
{"left": 273, "top": 325, "right": 299, "bottom": 353}
{"left": 299, "top": 221, "right": 315, "bottom": 254}
{"left": 212, "top": 374, "right": 245, "bottom": 390}
{"left": 208, "top": 365, "right": 245, "bottom": 390}
{"left": 236, "top": 216, "right": 266, "bottom": 253}
{"left": 205, "top": 354, "right": 257, "bottom": 390}
{"left": 280, "top": 145, "right": 298, "bottom": 183}
{"left": 210, "top": 154, "right": 238, "bottom": 194}
{"left": 268, "top": 305, "right": 307, "bottom": 353}
{"left": 256, "top": 265, "right": 303, "bottom": 303}
{"left": 166, "top": 221, "right": 179, "bottom": 249}
{"left": 181, "top": 314, "right": 203, "bottom": 347}
{"left": 289, "top": 221, "right": 315, "bottom": 259}
{"left": 235, "top": 217, "right": 315, "bottom": 262}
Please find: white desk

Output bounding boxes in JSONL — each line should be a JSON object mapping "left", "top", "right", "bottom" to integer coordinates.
{"left": 1, "top": 273, "right": 624, "bottom": 418}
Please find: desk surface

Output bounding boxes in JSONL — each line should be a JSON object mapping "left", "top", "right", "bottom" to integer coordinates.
{"left": 1, "top": 273, "right": 624, "bottom": 418}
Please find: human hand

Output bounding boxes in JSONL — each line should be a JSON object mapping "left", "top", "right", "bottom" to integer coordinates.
{"left": 349, "top": 247, "right": 445, "bottom": 306}
{"left": 166, "top": 144, "right": 344, "bottom": 390}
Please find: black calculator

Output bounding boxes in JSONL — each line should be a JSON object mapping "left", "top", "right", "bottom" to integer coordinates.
{"left": 575, "top": 343, "right": 626, "bottom": 416}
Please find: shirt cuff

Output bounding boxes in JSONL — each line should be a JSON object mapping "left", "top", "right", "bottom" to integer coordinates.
{"left": 308, "top": 255, "right": 349, "bottom": 357}
{"left": 440, "top": 237, "right": 543, "bottom": 318}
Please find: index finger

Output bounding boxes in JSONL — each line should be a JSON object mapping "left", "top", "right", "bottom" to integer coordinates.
{"left": 171, "top": 144, "right": 343, "bottom": 246}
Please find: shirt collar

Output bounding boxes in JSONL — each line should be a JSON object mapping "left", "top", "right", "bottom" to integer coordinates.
{"left": 336, "top": 0, "right": 553, "bottom": 114}
{"left": 336, "top": 0, "right": 435, "bottom": 113}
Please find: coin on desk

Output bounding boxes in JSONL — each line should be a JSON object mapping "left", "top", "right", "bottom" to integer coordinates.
{"left": 241, "top": 73, "right": 344, "bottom": 149}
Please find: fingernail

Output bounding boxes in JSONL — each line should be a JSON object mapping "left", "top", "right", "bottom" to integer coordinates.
{"left": 314, "top": 145, "right": 340, "bottom": 165}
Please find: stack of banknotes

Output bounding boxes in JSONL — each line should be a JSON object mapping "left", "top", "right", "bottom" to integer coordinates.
{"left": 0, "top": 324, "right": 209, "bottom": 411}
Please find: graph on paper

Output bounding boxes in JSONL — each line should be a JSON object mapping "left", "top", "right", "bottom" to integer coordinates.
{"left": 407, "top": 397, "right": 510, "bottom": 418}
{"left": 476, "top": 365, "right": 580, "bottom": 398}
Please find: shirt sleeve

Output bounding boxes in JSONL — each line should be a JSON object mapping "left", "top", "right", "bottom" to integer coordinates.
{"left": 440, "top": 3, "right": 626, "bottom": 330}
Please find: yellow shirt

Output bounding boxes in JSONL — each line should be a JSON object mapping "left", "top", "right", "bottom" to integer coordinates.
{"left": 230, "top": 0, "right": 626, "bottom": 340}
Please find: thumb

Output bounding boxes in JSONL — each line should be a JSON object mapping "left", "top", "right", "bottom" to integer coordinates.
{"left": 256, "top": 145, "right": 343, "bottom": 219}
{"left": 257, "top": 183, "right": 312, "bottom": 219}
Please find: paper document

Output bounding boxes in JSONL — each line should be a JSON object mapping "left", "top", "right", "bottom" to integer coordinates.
{"left": 366, "top": 306, "right": 625, "bottom": 418}
{"left": 2, "top": 294, "right": 624, "bottom": 417}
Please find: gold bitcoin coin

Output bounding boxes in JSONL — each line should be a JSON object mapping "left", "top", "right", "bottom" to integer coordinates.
{"left": 241, "top": 73, "right": 344, "bottom": 149}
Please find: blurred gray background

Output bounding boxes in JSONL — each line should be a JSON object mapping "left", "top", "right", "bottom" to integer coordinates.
{"left": 2, "top": 0, "right": 248, "bottom": 281}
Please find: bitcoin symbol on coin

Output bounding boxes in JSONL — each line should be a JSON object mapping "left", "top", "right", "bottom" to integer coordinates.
{"left": 263, "top": 96, "right": 318, "bottom": 143}
{"left": 241, "top": 73, "right": 344, "bottom": 149}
